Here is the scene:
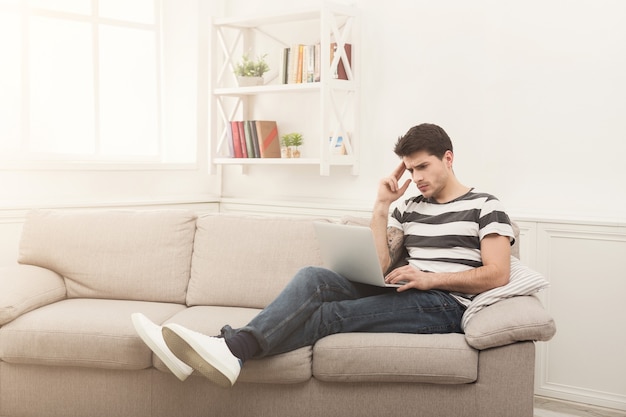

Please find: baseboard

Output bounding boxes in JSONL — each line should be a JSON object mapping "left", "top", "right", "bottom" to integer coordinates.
{"left": 534, "top": 396, "right": 626, "bottom": 417}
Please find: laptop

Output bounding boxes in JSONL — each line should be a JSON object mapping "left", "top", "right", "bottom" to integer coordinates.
{"left": 313, "top": 221, "right": 402, "bottom": 288}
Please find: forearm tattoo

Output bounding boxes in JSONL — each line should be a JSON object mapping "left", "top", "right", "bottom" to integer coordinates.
{"left": 387, "top": 227, "right": 404, "bottom": 269}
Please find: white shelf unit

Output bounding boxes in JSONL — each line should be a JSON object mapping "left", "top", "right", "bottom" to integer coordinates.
{"left": 209, "top": 2, "right": 360, "bottom": 176}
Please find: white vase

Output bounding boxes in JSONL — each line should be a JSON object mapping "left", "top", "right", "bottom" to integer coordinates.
{"left": 237, "top": 76, "right": 264, "bottom": 87}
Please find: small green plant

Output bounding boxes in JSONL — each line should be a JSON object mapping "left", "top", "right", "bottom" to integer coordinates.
{"left": 281, "top": 132, "right": 303, "bottom": 158}
{"left": 234, "top": 54, "right": 270, "bottom": 77}
{"left": 280, "top": 135, "right": 293, "bottom": 148}
{"left": 282, "top": 132, "right": 303, "bottom": 149}
{"left": 290, "top": 133, "right": 303, "bottom": 149}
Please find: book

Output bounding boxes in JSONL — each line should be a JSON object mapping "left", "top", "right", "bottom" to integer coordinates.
{"left": 287, "top": 44, "right": 300, "bottom": 84}
{"left": 282, "top": 47, "right": 290, "bottom": 84}
{"left": 331, "top": 42, "right": 352, "bottom": 80}
{"left": 250, "top": 120, "right": 261, "bottom": 158}
{"left": 255, "top": 120, "right": 281, "bottom": 158}
{"left": 243, "top": 120, "right": 257, "bottom": 158}
{"left": 314, "top": 43, "right": 321, "bottom": 82}
{"left": 300, "top": 45, "right": 309, "bottom": 83}
{"left": 305, "top": 44, "right": 315, "bottom": 83}
{"left": 230, "top": 121, "right": 243, "bottom": 158}
{"left": 296, "top": 44, "right": 304, "bottom": 83}
{"left": 236, "top": 121, "right": 247, "bottom": 158}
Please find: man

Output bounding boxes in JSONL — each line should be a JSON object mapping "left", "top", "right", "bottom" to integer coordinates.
{"left": 132, "top": 122, "right": 515, "bottom": 388}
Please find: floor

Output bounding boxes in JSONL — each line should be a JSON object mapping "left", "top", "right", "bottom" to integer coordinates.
{"left": 534, "top": 396, "right": 626, "bottom": 417}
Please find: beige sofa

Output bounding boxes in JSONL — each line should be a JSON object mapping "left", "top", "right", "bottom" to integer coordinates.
{"left": 0, "top": 209, "right": 556, "bottom": 417}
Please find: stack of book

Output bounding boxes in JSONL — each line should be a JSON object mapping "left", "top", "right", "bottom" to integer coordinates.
{"left": 282, "top": 42, "right": 352, "bottom": 84}
{"left": 227, "top": 120, "right": 281, "bottom": 158}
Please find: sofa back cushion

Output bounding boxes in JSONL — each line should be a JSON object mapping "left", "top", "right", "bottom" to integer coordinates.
{"left": 187, "top": 214, "right": 324, "bottom": 308}
{"left": 18, "top": 209, "right": 197, "bottom": 303}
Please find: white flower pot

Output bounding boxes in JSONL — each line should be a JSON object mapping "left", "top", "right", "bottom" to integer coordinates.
{"left": 237, "top": 76, "right": 264, "bottom": 87}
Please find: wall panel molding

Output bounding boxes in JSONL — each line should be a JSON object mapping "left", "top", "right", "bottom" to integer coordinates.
{"left": 534, "top": 223, "right": 626, "bottom": 411}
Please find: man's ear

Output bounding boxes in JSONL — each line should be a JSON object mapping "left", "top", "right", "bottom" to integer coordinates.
{"left": 444, "top": 150, "right": 454, "bottom": 168}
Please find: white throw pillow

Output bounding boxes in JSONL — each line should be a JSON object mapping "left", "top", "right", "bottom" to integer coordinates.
{"left": 461, "top": 256, "right": 549, "bottom": 330}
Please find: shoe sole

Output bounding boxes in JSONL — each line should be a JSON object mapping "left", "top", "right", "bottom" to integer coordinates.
{"left": 162, "top": 325, "right": 234, "bottom": 388}
{"left": 131, "top": 313, "right": 192, "bottom": 382}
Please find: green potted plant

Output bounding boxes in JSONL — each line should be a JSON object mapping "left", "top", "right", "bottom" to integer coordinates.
{"left": 281, "top": 132, "right": 303, "bottom": 158}
{"left": 290, "top": 132, "right": 303, "bottom": 158}
{"left": 280, "top": 134, "right": 292, "bottom": 158}
{"left": 234, "top": 54, "right": 270, "bottom": 86}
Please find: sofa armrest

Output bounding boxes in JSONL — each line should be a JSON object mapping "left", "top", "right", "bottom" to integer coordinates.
{"left": 463, "top": 295, "right": 556, "bottom": 350}
{"left": 0, "top": 265, "right": 66, "bottom": 325}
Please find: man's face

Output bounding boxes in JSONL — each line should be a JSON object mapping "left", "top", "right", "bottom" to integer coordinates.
{"left": 402, "top": 150, "right": 453, "bottom": 201}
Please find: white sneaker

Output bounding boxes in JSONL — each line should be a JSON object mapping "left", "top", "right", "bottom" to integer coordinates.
{"left": 131, "top": 313, "right": 194, "bottom": 381}
{"left": 162, "top": 323, "right": 241, "bottom": 388}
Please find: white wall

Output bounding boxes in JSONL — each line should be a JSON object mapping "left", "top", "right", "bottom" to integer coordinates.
{"left": 220, "top": 0, "right": 626, "bottom": 223}
{"left": 4, "top": 0, "right": 624, "bottom": 219}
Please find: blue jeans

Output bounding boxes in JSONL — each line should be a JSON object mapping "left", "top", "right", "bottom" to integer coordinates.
{"left": 223, "top": 266, "right": 466, "bottom": 358}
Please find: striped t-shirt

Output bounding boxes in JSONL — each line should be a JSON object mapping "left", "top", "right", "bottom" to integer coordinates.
{"left": 388, "top": 189, "right": 515, "bottom": 306}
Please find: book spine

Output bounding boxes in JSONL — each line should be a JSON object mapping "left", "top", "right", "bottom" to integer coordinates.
{"left": 237, "top": 121, "right": 247, "bottom": 158}
{"left": 243, "top": 120, "right": 256, "bottom": 158}
{"left": 250, "top": 120, "right": 261, "bottom": 158}
{"left": 305, "top": 44, "right": 315, "bottom": 83}
{"left": 230, "top": 121, "right": 243, "bottom": 158}
{"left": 314, "top": 43, "right": 321, "bottom": 82}
{"left": 282, "top": 47, "right": 289, "bottom": 84}
{"left": 288, "top": 44, "right": 299, "bottom": 84}
{"left": 296, "top": 44, "right": 304, "bottom": 83}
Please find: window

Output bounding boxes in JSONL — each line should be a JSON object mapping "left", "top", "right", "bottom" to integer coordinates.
{"left": 0, "top": 0, "right": 197, "bottom": 165}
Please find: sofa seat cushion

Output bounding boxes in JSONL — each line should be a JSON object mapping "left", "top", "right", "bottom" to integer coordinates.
{"left": 164, "top": 306, "right": 313, "bottom": 384}
{"left": 0, "top": 298, "right": 186, "bottom": 370}
{"left": 312, "top": 333, "right": 477, "bottom": 384}
{"left": 18, "top": 209, "right": 197, "bottom": 303}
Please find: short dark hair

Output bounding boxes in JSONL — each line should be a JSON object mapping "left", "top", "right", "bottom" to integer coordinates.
{"left": 393, "top": 123, "right": 453, "bottom": 159}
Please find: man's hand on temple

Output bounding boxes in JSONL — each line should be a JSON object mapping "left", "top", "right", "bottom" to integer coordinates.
{"left": 376, "top": 161, "right": 411, "bottom": 205}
